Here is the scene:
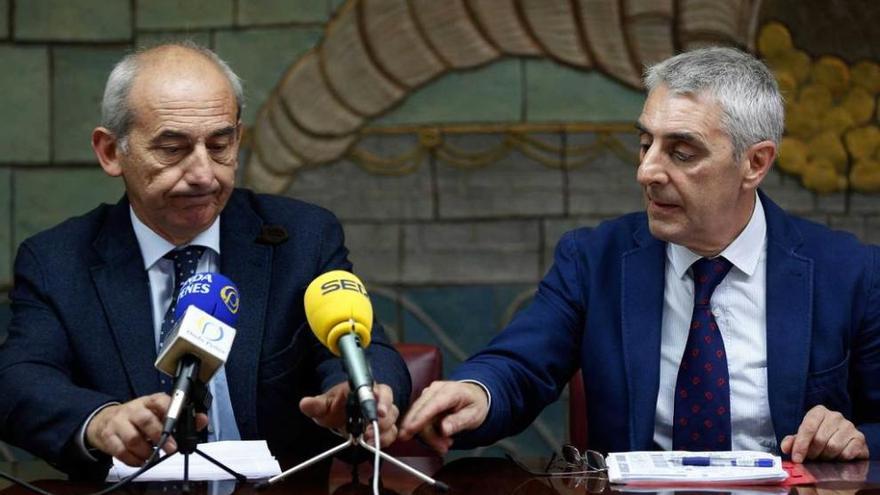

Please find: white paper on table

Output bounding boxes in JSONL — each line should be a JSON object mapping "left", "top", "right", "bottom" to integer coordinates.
{"left": 606, "top": 451, "right": 788, "bottom": 485}
{"left": 106, "top": 440, "right": 282, "bottom": 482}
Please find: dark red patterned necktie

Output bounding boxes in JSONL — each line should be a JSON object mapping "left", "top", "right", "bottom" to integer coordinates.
{"left": 673, "top": 257, "right": 733, "bottom": 451}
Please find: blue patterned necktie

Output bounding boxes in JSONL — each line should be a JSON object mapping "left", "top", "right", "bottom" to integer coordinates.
{"left": 673, "top": 256, "right": 733, "bottom": 451}
{"left": 157, "top": 246, "right": 205, "bottom": 390}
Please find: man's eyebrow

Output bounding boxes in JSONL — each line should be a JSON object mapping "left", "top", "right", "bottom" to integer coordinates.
{"left": 634, "top": 122, "right": 703, "bottom": 147}
{"left": 210, "top": 126, "right": 237, "bottom": 138}
{"left": 153, "top": 130, "right": 189, "bottom": 141}
{"left": 665, "top": 131, "right": 703, "bottom": 146}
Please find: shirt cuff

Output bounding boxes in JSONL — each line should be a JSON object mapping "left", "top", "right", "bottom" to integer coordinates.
{"left": 458, "top": 379, "right": 492, "bottom": 412}
{"left": 75, "top": 402, "right": 120, "bottom": 462}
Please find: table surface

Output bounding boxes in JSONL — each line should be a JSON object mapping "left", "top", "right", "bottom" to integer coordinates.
{"left": 2, "top": 456, "right": 879, "bottom": 495}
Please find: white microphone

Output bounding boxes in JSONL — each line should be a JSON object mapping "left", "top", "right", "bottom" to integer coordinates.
{"left": 154, "top": 273, "right": 239, "bottom": 433}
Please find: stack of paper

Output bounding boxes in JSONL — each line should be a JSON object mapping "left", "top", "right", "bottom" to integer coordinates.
{"left": 106, "top": 440, "right": 283, "bottom": 482}
{"left": 606, "top": 451, "right": 789, "bottom": 485}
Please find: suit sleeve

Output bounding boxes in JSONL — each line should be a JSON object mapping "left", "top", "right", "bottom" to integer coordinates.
{"left": 0, "top": 242, "right": 116, "bottom": 477}
{"left": 853, "top": 245, "right": 880, "bottom": 458}
{"left": 449, "top": 230, "right": 587, "bottom": 447}
{"left": 309, "top": 213, "right": 412, "bottom": 410}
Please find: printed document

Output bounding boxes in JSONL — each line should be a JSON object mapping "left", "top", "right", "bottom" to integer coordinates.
{"left": 606, "top": 451, "right": 788, "bottom": 485}
{"left": 106, "top": 440, "right": 282, "bottom": 482}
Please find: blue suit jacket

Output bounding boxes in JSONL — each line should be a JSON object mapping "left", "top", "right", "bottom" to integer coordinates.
{"left": 0, "top": 189, "right": 411, "bottom": 477}
{"left": 452, "top": 191, "right": 880, "bottom": 457}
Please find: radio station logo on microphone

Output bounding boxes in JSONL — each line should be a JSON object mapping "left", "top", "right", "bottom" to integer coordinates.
{"left": 198, "top": 317, "right": 225, "bottom": 342}
{"left": 221, "top": 285, "right": 239, "bottom": 314}
{"left": 320, "top": 278, "right": 369, "bottom": 298}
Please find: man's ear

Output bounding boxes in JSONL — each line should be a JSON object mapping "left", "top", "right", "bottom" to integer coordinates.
{"left": 92, "top": 127, "right": 123, "bottom": 177}
{"left": 742, "top": 140, "right": 777, "bottom": 189}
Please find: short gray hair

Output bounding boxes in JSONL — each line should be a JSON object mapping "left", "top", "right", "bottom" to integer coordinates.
{"left": 101, "top": 41, "right": 244, "bottom": 150}
{"left": 643, "top": 46, "right": 784, "bottom": 161}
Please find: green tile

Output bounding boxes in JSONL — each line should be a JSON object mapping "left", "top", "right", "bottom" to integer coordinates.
{"left": 53, "top": 47, "right": 130, "bottom": 163}
{"left": 525, "top": 59, "right": 645, "bottom": 123}
{"left": 238, "top": 0, "right": 328, "bottom": 25}
{"left": 0, "top": 0, "right": 8, "bottom": 39}
{"left": 136, "top": 30, "right": 211, "bottom": 49}
{"left": 374, "top": 58, "right": 522, "bottom": 126}
{"left": 136, "top": 0, "right": 233, "bottom": 30}
{"left": 13, "top": 168, "right": 125, "bottom": 246}
{"left": 330, "top": 0, "right": 346, "bottom": 13}
{"left": 0, "top": 46, "right": 49, "bottom": 163}
{"left": 0, "top": 168, "right": 10, "bottom": 285}
{"left": 15, "top": 0, "right": 131, "bottom": 41}
{"left": 214, "top": 26, "right": 322, "bottom": 124}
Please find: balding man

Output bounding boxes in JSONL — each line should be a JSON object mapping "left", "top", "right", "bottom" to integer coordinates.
{"left": 0, "top": 43, "right": 410, "bottom": 479}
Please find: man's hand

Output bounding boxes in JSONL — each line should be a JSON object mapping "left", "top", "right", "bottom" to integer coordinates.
{"left": 86, "top": 393, "right": 208, "bottom": 467}
{"left": 299, "top": 382, "right": 399, "bottom": 447}
{"left": 781, "top": 405, "right": 869, "bottom": 462}
{"left": 398, "top": 381, "right": 489, "bottom": 455}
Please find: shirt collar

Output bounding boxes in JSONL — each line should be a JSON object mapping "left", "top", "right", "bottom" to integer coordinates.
{"left": 667, "top": 192, "right": 766, "bottom": 279}
{"left": 130, "top": 207, "right": 221, "bottom": 270}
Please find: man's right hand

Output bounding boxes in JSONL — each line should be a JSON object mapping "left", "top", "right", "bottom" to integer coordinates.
{"left": 398, "top": 381, "right": 489, "bottom": 455}
{"left": 85, "top": 393, "right": 208, "bottom": 466}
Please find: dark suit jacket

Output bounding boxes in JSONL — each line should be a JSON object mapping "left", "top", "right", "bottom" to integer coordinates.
{"left": 451, "top": 190, "right": 880, "bottom": 458}
{"left": 0, "top": 189, "right": 411, "bottom": 478}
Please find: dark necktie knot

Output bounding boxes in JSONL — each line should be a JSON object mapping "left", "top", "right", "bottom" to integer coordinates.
{"left": 159, "top": 245, "right": 206, "bottom": 350}
{"left": 692, "top": 257, "right": 732, "bottom": 306}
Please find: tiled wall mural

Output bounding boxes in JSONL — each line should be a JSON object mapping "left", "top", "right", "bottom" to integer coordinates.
{"left": 0, "top": 0, "right": 878, "bottom": 461}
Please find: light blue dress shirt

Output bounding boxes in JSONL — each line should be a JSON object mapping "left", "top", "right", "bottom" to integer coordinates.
{"left": 130, "top": 208, "right": 241, "bottom": 443}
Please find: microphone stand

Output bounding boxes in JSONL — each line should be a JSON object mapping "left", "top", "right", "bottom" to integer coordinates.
{"left": 256, "top": 389, "right": 449, "bottom": 492}
{"left": 123, "top": 379, "right": 247, "bottom": 493}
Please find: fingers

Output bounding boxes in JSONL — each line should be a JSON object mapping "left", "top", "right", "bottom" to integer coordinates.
{"left": 86, "top": 393, "right": 173, "bottom": 467}
{"left": 837, "top": 431, "right": 870, "bottom": 461}
{"left": 299, "top": 394, "right": 333, "bottom": 421}
{"left": 299, "top": 382, "right": 349, "bottom": 430}
{"left": 399, "top": 381, "right": 489, "bottom": 455}
{"left": 363, "top": 384, "right": 399, "bottom": 447}
{"left": 787, "top": 405, "right": 870, "bottom": 462}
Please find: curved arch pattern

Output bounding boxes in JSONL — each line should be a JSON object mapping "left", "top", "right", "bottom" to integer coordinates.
{"left": 245, "top": 0, "right": 761, "bottom": 192}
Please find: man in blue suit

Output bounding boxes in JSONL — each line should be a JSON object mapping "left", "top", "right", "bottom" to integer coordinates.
{"left": 401, "top": 47, "right": 879, "bottom": 462}
{"left": 0, "top": 43, "right": 410, "bottom": 478}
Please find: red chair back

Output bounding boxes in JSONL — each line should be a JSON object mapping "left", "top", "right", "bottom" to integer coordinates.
{"left": 569, "top": 370, "right": 588, "bottom": 450}
{"left": 387, "top": 342, "right": 443, "bottom": 457}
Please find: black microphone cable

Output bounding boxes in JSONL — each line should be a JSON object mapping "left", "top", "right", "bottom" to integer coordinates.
{"left": 0, "top": 430, "right": 173, "bottom": 495}
{"left": 0, "top": 470, "right": 55, "bottom": 495}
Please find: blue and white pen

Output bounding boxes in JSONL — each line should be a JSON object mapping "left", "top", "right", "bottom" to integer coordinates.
{"left": 678, "top": 456, "right": 775, "bottom": 467}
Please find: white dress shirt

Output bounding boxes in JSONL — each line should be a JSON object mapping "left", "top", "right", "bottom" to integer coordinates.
{"left": 653, "top": 194, "right": 777, "bottom": 452}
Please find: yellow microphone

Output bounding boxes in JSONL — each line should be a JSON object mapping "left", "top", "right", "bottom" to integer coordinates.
{"left": 304, "top": 270, "right": 372, "bottom": 355}
{"left": 304, "top": 270, "right": 378, "bottom": 421}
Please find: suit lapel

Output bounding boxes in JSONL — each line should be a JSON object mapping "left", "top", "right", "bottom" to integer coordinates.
{"left": 219, "top": 192, "right": 272, "bottom": 439}
{"left": 621, "top": 224, "right": 666, "bottom": 450}
{"left": 90, "top": 198, "right": 160, "bottom": 397}
{"left": 761, "top": 192, "right": 812, "bottom": 442}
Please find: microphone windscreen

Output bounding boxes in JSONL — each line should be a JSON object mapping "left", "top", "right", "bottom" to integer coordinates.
{"left": 304, "top": 270, "right": 372, "bottom": 356}
{"left": 174, "top": 272, "right": 240, "bottom": 327}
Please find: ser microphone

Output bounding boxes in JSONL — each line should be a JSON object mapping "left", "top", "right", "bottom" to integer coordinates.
{"left": 155, "top": 272, "right": 239, "bottom": 434}
{"left": 304, "top": 270, "right": 378, "bottom": 422}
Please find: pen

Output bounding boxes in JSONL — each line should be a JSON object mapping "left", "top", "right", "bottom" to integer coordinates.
{"left": 677, "top": 456, "right": 775, "bottom": 467}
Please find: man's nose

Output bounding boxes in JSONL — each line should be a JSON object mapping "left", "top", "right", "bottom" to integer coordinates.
{"left": 636, "top": 145, "right": 667, "bottom": 186}
{"left": 185, "top": 145, "right": 215, "bottom": 186}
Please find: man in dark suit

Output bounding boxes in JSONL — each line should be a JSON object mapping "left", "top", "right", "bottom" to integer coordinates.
{"left": 400, "top": 47, "right": 879, "bottom": 462}
{"left": 0, "top": 43, "right": 410, "bottom": 478}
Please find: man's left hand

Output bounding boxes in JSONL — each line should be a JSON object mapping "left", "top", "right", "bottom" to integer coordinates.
{"left": 781, "top": 405, "right": 869, "bottom": 462}
{"left": 299, "top": 382, "right": 399, "bottom": 447}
